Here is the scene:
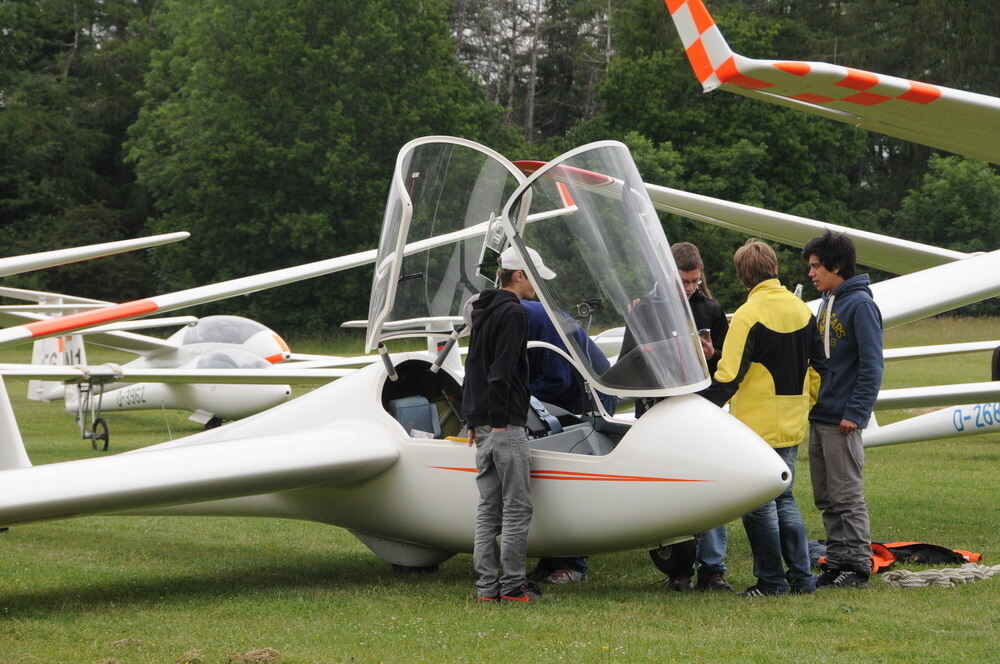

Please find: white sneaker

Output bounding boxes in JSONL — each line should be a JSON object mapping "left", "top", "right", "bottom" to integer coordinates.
{"left": 542, "top": 568, "right": 586, "bottom": 584}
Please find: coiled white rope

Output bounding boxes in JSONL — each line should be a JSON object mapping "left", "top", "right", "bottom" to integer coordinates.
{"left": 882, "top": 563, "right": 1000, "bottom": 588}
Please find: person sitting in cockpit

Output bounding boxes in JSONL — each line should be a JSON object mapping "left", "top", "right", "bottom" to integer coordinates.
{"left": 522, "top": 299, "right": 614, "bottom": 587}
{"left": 522, "top": 299, "right": 614, "bottom": 416}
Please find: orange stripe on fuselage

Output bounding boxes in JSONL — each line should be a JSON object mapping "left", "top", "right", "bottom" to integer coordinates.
{"left": 430, "top": 466, "right": 708, "bottom": 482}
{"left": 24, "top": 299, "right": 159, "bottom": 338}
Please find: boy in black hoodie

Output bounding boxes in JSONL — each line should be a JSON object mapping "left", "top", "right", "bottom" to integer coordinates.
{"left": 464, "top": 246, "right": 555, "bottom": 604}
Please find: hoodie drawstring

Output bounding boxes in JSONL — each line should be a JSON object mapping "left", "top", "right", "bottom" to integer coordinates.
{"left": 821, "top": 294, "right": 835, "bottom": 359}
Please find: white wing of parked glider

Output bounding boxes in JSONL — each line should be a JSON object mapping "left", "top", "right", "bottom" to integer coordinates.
{"left": 663, "top": 0, "right": 1000, "bottom": 164}
{"left": 0, "top": 413, "right": 398, "bottom": 526}
{"left": 0, "top": 218, "right": 505, "bottom": 349}
{"left": 0, "top": 285, "right": 111, "bottom": 305}
{"left": 643, "top": 182, "right": 969, "bottom": 274}
{"left": 0, "top": 233, "right": 190, "bottom": 278}
{"left": 0, "top": 364, "right": 352, "bottom": 385}
{"left": 515, "top": 159, "right": 969, "bottom": 275}
{"left": 884, "top": 341, "right": 1000, "bottom": 362}
{"left": 0, "top": 304, "right": 107, "bottom": 313}
{"left": 862, "top": 249, "right": 1000, "bottom": 328}
{"left": 875, "top": 382, "right": 1000, "bottom": 411}
{"left": 0, "top": 309, "right": 191, "bottom": 355}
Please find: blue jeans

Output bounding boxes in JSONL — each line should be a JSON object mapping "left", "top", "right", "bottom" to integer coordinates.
{"left": 697, "top": 525, "right": 727, "bottom": 576}
{"left": 741, "top": 445, "right": 814, "bottom": 592}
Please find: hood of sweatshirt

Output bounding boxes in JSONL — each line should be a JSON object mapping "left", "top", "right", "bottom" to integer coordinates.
{"left": 831, "top": 273, "right": 873, "bottom": 300}
{"left": 470, "top": 288, "right": 521, "bottom": 328}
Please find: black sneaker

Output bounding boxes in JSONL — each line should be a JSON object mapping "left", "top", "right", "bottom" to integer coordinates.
{"left": 696, "top": 572, "right": 734, "bottom": 592}
{"left": 666, "top": 575, "right": 693, "bottom": 591}
{"left": 815, "top": 566, "right": 841, "bottom": 587}
{"left": 739, "top": 584, "right": 788, "bottom": 597}
{"left": 500, "top": 583, "right": 542, "bottom": 604}
{"left": 829, "top": 570, "right": 869, "bottom": 589}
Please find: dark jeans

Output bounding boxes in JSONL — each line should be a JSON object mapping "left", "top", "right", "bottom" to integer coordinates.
{"left": 742, "top": 445, "right": 815, "bottom": 592}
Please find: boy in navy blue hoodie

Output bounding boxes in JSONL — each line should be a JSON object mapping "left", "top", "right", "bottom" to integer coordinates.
{"left": 803, "top": 231, "right": 884, "bottom": 589}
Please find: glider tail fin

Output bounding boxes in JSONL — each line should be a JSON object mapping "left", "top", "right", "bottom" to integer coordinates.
{"left": 0, "top": 377, "right": 31, "bottom": 469}
{"left": 664, "top": 0, "right": 736, "bottom": 92}
{"left": 27, "top": 333, "right": 84, "bottom": 403}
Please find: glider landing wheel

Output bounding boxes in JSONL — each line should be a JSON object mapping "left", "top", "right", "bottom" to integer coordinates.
{"left": 204, "top": 417, "right": 224, "bottom": 430}
{"left": 90, "top": 418, "right": 110, "bottom": 451}
{"left": 648, "top": 539, "right": 697, "bottom": 577}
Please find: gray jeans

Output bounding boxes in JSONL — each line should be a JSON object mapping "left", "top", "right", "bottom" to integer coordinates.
{"left": 473, "top": 425, "right": 532, "bottom": 597}
{"left": 809, "top": 422, "right": 872, "bottom": 573}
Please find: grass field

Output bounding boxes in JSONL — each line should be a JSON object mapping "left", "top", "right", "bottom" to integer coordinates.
{"left": 0, "top": 318, "right": 997, "bottom": 663}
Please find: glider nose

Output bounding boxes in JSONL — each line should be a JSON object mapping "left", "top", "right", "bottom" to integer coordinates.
{"left": 625, "top": 394, "right": 791, "bottom": 534}
{"left": 244, "top": 330, "right": 292, "bottom": 363}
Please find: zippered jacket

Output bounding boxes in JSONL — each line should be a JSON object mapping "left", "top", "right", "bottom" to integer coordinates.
{"left": 689, "top": 289, "right": 729, "bottom": 375}
{"left": 809, "top": 274, "right": 884, "bottom": 428}
{"left": 462, "top": 289, "right": 530, "bottom": 428}
{"left": 701, "top": 279, "right": 826, "bottom": 447}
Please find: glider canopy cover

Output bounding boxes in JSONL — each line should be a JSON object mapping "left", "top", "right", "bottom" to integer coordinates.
{"left": 505, "top": 141, "right": 708, "bottom": 398}
{"left": 194, "top": 348, "right": 271, "bottom": 370}
{"left": 365, "top": 137, "right": 526, "bottom": 351}
{"left": 181, "top": 316, "right": 271, "bottom": 345}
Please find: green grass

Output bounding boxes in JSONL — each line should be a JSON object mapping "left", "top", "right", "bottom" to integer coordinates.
{"left": 1, "top": 318, "right": 998, "bottom": 663}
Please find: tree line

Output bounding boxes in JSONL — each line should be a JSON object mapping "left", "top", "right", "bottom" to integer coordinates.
{"left": 2, "top": 0, "right": 998, "bottom": 335}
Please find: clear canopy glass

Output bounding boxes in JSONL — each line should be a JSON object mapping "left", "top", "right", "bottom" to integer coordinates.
{"left": 365, "top": 137, "right": 525, "bottom": 351}
{"left": 182, "top": 316, "right": 270, "bottom": 345}
{"left": 505, "top": 141, "right": 708, "bottom": 397}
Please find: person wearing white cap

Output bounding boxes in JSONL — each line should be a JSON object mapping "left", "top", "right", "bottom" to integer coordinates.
{"left": 463, "top": 245, "right": 554, "bottom": 604}
{"left": 497, "top": 245, "right": 557, "bottom": 280}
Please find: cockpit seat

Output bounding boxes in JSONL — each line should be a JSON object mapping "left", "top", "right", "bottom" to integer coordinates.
{"left": 388, "top": 395, "right": 442, "bottom": 439}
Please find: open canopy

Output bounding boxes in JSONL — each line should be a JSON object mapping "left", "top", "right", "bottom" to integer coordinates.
{"left": 367, "top": 137, "right": 708, "bottom": 398}
{"left": 365, "top": 137, "right": 525, "bottom": 352}
{"left": 504, "top": 142, "right": 708, "bottom": 397}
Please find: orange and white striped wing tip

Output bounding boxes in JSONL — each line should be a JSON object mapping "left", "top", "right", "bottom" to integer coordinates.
{"left": 664, "top": 0, "right": 1000, "bottom": 163}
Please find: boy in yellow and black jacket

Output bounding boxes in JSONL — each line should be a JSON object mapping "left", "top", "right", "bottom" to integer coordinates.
{"left": 700, "top": 240, "right": 826, "bottom": 596}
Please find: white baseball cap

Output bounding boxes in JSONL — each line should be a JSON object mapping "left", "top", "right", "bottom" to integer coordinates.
{"left": 499, "top": 246, "right": 557, "bottom": 280}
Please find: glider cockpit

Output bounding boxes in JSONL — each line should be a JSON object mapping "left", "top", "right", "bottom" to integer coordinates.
{"left": 366, "top": 136, "right": 711, "bottom": 452}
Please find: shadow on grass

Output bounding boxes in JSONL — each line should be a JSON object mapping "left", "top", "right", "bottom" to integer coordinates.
{"left": 0, "top": 550, "right": 481, "bottom": 616}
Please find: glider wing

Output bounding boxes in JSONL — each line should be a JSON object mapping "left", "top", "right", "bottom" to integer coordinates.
{"left": 876, "top": 382, "right": 1000, "bottom": 411}
{"left": 0, "top": 219, "right": 499, "bottom": 349}
{"left": 884, "top": 341, "right": 1000, "bottom": 362}
{"left": 664, "top": 0, "right": 1000, "bottom": 163}
{"left": 0, "top": 417, "right": 398, "bottom": 526}
{"left": 864, "top": 249, "right": 1000, "bottom": 328}
{"left": 644, "top": 182, "right": 968, "bottom": 274}
{"left": 0, "top": 364, "right": 352, "bottom": 385}
{"left": 0, "top": 233, "right": 189, "bottom": 278}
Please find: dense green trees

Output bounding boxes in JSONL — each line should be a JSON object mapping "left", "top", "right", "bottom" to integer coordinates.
{"left": 0, "top": 0, "right": 158, "bottom": 299}
{"left": 127, "top": 0, "right": 518, "bottom": 331}
{"left": 1, "top": 0, "right": 997, "bottom": 331}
